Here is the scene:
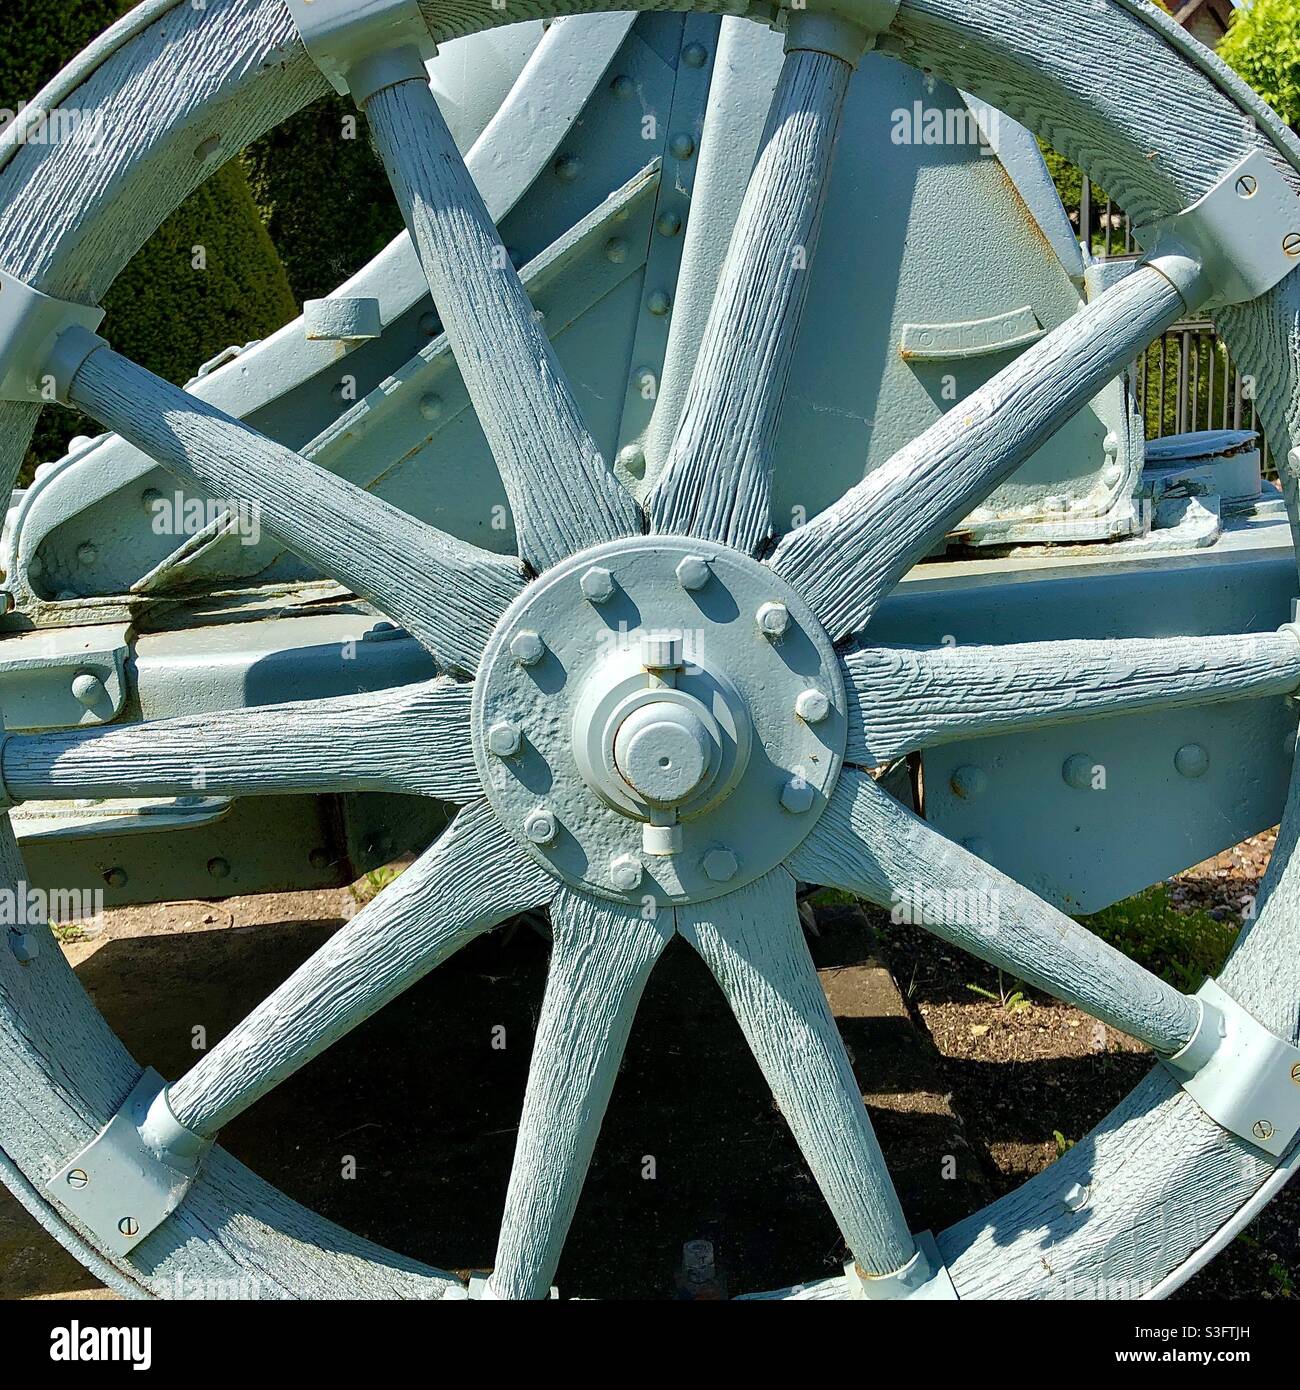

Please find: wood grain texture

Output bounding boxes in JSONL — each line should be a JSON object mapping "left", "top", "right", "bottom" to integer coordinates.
{"left": 647, "top": 47, "right": 851, "bottom": 554}
{"left": 166, "top": 800, "right": 553, "bottom": 1136}
{"left": 788, "top": 770, "right": 1199, "bottom": 1054}
{"left": 679, "top": 868, "right": 916, "bottom": 1275}
{"left": 69, "top": 346, "right": 523, "bottom": 675}
{"left": 2, "top": 678, "right": 479, "bottom": 804}
{"left": 770, "top": 266, "right": 1187, "bottom": 640}
{"left": 365, "top": 77, "right": 642, "bottom": 574}
{"left": 488, "top": 888, "right": 672, "bottom": 1299}
{"left": 845, "top": 632, "right": 1300, "bottom": 766}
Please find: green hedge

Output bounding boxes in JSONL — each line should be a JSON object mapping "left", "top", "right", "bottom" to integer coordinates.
{"left": 1220, "top": 0, "right": 1300, "bottom": 130}
{"left": 1, "top": 1, "right": 297, "bottom": 485}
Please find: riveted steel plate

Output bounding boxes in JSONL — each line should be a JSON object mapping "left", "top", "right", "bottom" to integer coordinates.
{"left": 473, "top": 537, "right": 847, "bottom": 904}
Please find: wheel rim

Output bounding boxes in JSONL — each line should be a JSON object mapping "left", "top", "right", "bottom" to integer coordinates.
{"left": 0, "top": 0, "right": 1298, "bottom": 1300}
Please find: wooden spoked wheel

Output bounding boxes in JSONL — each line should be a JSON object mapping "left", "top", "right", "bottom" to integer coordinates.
{"left": 3, "top": 0, "right": 1300, "bottom": 1300}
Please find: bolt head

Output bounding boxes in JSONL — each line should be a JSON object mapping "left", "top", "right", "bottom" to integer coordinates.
{"left": 510, "top": 630, "right": 545, "bottom": 667}
{"left": 703, "top": 848, "right": 738, "bottom": 883}
{"left": 1061, "top": 1182, "right": 1090, "bottom": 1213}
{"left": 9, "top": 932, "right": 38, "bottom": 963}
{"left": 780, "top": 778, "right": 816, "bottom": 814}
{"left": 795, "top": 688, "right": 830, "bottom": 724}
{"left": 580, "top": 566, "right": 615, "bottom": 604}
{"left": 524, "top": 809, "right": 557, "bottom": 846}
{"left": 487, "top": 721, "right": 523, "bottom": 757}
{"left": 676, "top": 555, "right": 710, "bottom": 591}
{"left": 610, "top": 854, "right": 643, "bottom": 890}
{"left": 640, "top": 631, "right": 684, "bottom": 670}
{"left": 756, "top": 601, "right": 790, "bottom": 638}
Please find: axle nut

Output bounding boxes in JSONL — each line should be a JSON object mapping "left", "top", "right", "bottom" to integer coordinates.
{"left": 780, "top": 778, "right": 816, "bottom": 814}
{"left": 756, "top": 601, "right": 790, "bottom": 638}
{"left": 524, "top": 809, "right": 557, "bottom": 846}
{"left": 676, "top": 555, "right": 710, "bottom": 591}
{"left": 510, "top": 630, "right": 545, "bottom": 667}
{"left": 703, "top": 848, "right": 738, "bottom": 883}
{"left": 795, "top": 688, "right": 830, "bottom": 724}
{"left": 487, "top": 721, "right": 523, "bottom": 757}
{"left": 610, "top": 855, "right": 643, "bottom": 890}
{"left": 580, "top": 566, "right": 616, "bottom": 604}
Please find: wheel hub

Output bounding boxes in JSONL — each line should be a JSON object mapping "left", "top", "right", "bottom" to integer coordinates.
{"left": 473, "top": 537, "right": 847, "bottom": 904}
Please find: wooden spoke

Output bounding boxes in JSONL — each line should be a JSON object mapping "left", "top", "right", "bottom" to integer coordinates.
{"left": 165, "top": 802, "right": 553, "bottom": 1138}
{"left": 787, "top": 770, "right": 1200, "bottom": 1054}
{"left": 363, "top": 77, "right": 642, "bottom": 574}
{"left": 647, "top": 47, "right": 853, "bottom": 554}
{"left": 846, "top": 631, "right": 1300, "bottom": 766}
{"left": 679, "top": 868, "right": 916, "bottom": 1277}
{"left": 68, "top": 346, "right": 524, "bottom": 676}
{"left": 488, "top": 889, "right": 673, "bottom": 1300}
{"left": 770, "top": 264, "right": 1188, "bottom": 639}
{"left": 1, "top": 679, "right": 479, "bottom": 805}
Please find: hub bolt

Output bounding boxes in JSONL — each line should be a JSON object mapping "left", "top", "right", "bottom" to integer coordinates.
{"left": 756, "top": 601, "right": 790, "bottom": 638}
{"left": 795, "top": 688, "right": 830, "bottom": 723}
{"left": 780, "top": 777, "right": 816, "bottom": 814}
{"left": 641, "top": 631, "right": 684, "bottom": 670}
{"left": 487, "top": 721, "right": 523, "bottom": 757}
{"left": 611, "top": 855, "right": 643, "bottom": 890}
{"left": 703, "top": 848, "right": 738, "bottom": 883}
{"left": 524, "top": 809, "right": 557, "bottom": 845}
{"left": 676, "top": 554, "right": 710, "bottom": 591}
{"left": 580, "top": 566, "right": 615, "bottom": 604}
{"left": 510, "top": 630, "right": 545, "bottom": 667}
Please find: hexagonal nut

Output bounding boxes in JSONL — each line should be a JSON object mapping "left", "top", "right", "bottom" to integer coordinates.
{"left": 510, "top": 630, "right": 545, "bottom": 667}
{"left": 524, "top": 809, "right": 557, "bottom": 845}
{"left": 675, "top": 554, "right": 710, "bottom": 592}
{"left": 756, "top": 601, "right": 790, "bottom": 638}
{"left": 580, "top": 566, "right": 616, "bottom": 604}
{"left": 487, "top": 720, "right": 523, "bottom": 757}
{"left": 795, "top": 688, "right": 830, "bottom": 724}
{"left": 9, "top": 931, "right": 39, "bottom": 963}
{"left": 780, "top": 778, "right": 816, "bottom": 814}
{"left": 703, "top": 848, "right": 738, "bottom": 883}
{"left": 610, "top": 855, "right": 643, "bottom": 891}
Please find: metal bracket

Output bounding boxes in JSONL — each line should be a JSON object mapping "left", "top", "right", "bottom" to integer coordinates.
{"left": 285, "top": 0, "right": 437, "bottom": 105}
{"left": 1135, "top": 151, "right": 1300, "bottom": 310}
{"left": 844, "top": 1231, "right": 958, "bottom": 1300}
{"left": 1162, "top": 978, "right": 1300, "bottom": 1157}
{"left": 46, "top": 1068, "right": 210, "bottom": 1257}
{"left": 0, "top": 270, "right": 104, "bottom": 404}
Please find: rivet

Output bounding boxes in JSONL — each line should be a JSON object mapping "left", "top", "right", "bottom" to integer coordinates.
{"left": 525, "top": 809, "right": 558, "bottom": 846}
{"left": 656, "top": 211, "right": 682, "bottom": 238}
{"left": 71, "top": 672, "right": 105, "bottom": 708}
{"left": 1252, "top": 1118, "right": 1276, "bottom": 1142}
{"left": 703, "top": 848, "right": 738, "bottom": 882}
{"left": 8, "top": 932, "right": 38, "bottom": 964}
{"left": 646, "top": 290, "right": 672, "bottom": 317}
{"left": 1235, "top": 173, "right": 1258, "bottom": 198}
{"left": 1284, "top": 232, "right": 1300, "bottom": 259}
{"left": 66, "top": 1169, "right": 88, "bottom": 1189}
{"left": 1061, "top": 1182, "right": 1090, "bottom": 1213}
{"left": 195, "top": 134, "right": 222, "bottom": 162}
{"left": 141, "top": 488, "right": 163, "bottom": 515}
{"left": 580, "top": 566, "right": 616, "bottom": 603}
{"left": 949, "top": 765, "right": 987, "bottom": 799}
{"left": 611, "top": 854, "right": 642, "bottom": 890}
{"left": 676, "top": 554, "right": 710, "bottom": 591}
{"left": 1062, "top": 754, "right": 1096, "bottom": 790}
{"left": 118, "top": 1217, "right": 140, "bottom": 1239}
{"left": 76, "top": 542, "right": 97, "bottom": 566}
{"left": 419, "top": 393, "right": 443, "bottom": 421}
{"left": 554, "top": 154, "right": 581, "bottom": 183}
{"left": 795, "top": 688, "right": 830, "bottom": 724}
{"left": 510, "top": 630, "right": 545, "bottom": 667}
{"left": 1174, "top": 743, "right": 1209, "bottom": 779}
{"left": 617, "top": 444, "right": 646, "bottom": 478}
{"left": 669, "top": 133, "right": 696, "bottom": 161}
{"left": 610, "top": 74, "right": 635, "bottom": 100}
{"left": 756, "top": 601, "right": 790, "bottom": 638}
{"left": 418, "top": 310, "right": 441, "bottom": 336}
{"left": 487, "top": 721, "right": 523, "bottom": 757}
{"left": 780, "top": 778, "right": 816, "bottom": 814}
{"left": 207, "top": 857, "right": 230, "bottom": 880}
{"left": 682, "top": 42, "right": 708, "bottom": 68}
{"left": 1101, "top": 462, "right": 1123, "bottom": 487}
{"left": 104, "top": 867, "right": 127, "bottom": 889}
{"left": 604, "top": 236, "right": 629, "bottom": 264}
{"left": 1103, "top": 431, "right": 1120, "bottom": 456}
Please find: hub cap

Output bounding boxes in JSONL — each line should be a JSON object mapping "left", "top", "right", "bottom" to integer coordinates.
{"left": 472, "top": 536, "right": 848, "bottom": 903}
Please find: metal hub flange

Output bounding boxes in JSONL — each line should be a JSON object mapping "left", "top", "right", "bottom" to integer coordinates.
{"left": 472, "top": 537, "right": 847, "bottom": 904}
